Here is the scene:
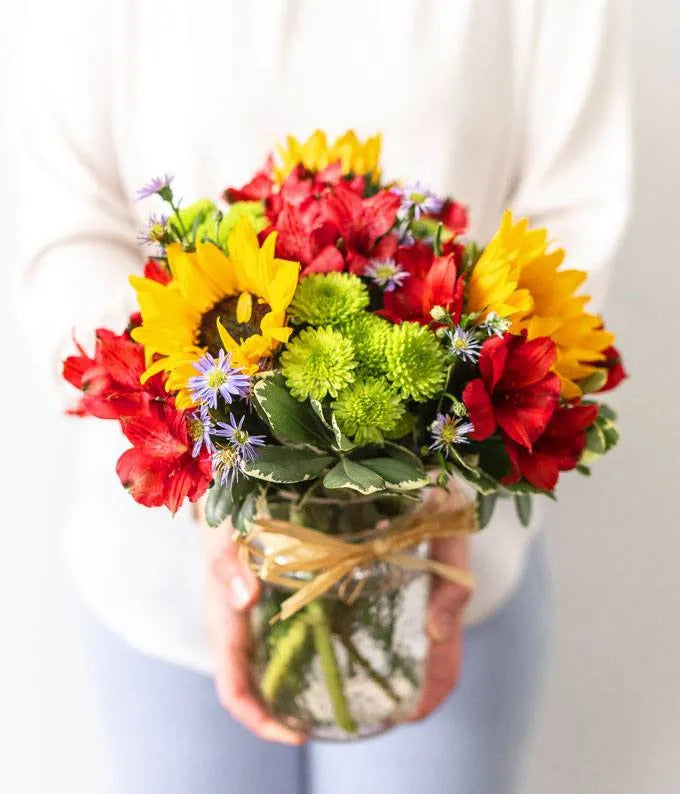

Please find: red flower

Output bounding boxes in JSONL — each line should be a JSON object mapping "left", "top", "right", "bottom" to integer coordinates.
{"left": 462, "top": 334, "right": 561, "bottom": 451}
{"left": 321, "top": 183, "right": 400, "bottom": 274}
{"left": 223, "top": 155, "right": 275, "bottom": 203}
{"left": 597, "top": 346, "right": 627, "bottom": 392}
{"left": 116, "top": 403, "right": 212, "bottom": 513}
{"left": 381, "top": 242, "right": 465, "bottom": 325}
{"left": 143, "top": 258, "right": 172, "bottom": 285}
{"left": 63, "top": 329, "right": 164, "bottom": 420}
{"left": 502, "top": 402, "right": 599, "bottom": 490}
{"left": 435, "top": 200, "right": 469, "bottom": 237}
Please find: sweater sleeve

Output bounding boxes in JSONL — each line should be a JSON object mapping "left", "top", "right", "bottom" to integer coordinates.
{"left": 509, "top": 0, "right": 632, "bottom": 312}
{"left": 12, "top": 0, "right": 142, "bottom": 399}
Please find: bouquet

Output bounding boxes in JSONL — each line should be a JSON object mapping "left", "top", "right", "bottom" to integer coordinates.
{"left": 63, "top": 130, "right": 625, "bottom": 739}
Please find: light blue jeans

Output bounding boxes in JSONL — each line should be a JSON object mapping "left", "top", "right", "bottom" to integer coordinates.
{"left": 84, "top": 535, "right": 550, "bottom": 794}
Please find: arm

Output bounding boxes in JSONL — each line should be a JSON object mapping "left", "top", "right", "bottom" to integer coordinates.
{"left": 12, "top": 0, "right": 141, "bottom": 396}
{"left": 509, "top": 0, "right": 632, "bottom": 310}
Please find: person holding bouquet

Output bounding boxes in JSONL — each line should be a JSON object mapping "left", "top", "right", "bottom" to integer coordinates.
{"left": 15, "top": 1, "right": 630, "bottom": 792}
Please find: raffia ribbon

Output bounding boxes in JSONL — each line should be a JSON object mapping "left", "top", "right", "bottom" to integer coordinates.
{"left": 235, "top": 501, "right": 478, "bottom": 623}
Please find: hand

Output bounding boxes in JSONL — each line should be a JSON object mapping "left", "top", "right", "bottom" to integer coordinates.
{"left": 409, "top": 516, "right": 471, "bottom": 721}
{"left": 200, "top": 511, "right": 306, "bottom": 745}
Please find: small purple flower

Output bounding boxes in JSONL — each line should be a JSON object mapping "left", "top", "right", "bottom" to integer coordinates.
{"left": 481, "top": 311, "right": 512, "bottom": 338}
{"left": 187, "top": 404, "right": 216, "bottom": 458}
{"left": 214, "top": 414, "right": 265, "bottom": 463}
{"left": 188, "top": 349, "right": 250, "bottom": 410}
{"left": 445, "top": 326, "right": 482, "bottom": 363}
{"left": 135, "top": 174, "right": 174, "bottom": 202}
{"left": 136, "top": 213, "right": 169, "bottom": 246}
{"left": 429, "top": 413, "right": 474, "bottom": 457}
{"left": 364, "top": 258, "right": 410, "bottom": 292}
{"left": 211, "top": 446, "right": 246, "bottom": 488}
{"left": 392, "top": 181, "right": 444, "bottom": 221}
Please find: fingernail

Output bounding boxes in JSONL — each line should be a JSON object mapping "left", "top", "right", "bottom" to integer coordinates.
{"left": 229, "top": 574, "right": 251, "bottom": 610}
{"left": 262, "top": 720, "right": 306, "bottom": 745}
{"left": 428, "top": 610, "right": 458, "bottom": 643}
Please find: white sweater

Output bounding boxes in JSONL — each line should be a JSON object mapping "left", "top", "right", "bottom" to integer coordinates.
{"left": 13, "top": 0, "right": 630, "bottom": 674}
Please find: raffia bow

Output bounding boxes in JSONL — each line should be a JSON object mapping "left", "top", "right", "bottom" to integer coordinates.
{"left": 235, "top": 502, "right": 478, "bottom": 622}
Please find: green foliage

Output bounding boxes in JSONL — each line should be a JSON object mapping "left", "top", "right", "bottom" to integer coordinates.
{"left": 252, "top": 374, "right": 333, "bottom": 448}
{"left": 244, "top": 446, "right": 335, "bottom": 483}
{"left": 476, "top": 492, "right": 498, "bottom": 529}
{"left": 323, "top": 459, "right": 386, "bottom": 495}
{"left": 513, "top": 493, "right": 533, "bottom": 527}
{"left": 360, "top": 457, "right": 429, "bottom": 491}
{"left": 205, "top": 483, "right": 233, "bottom": 527}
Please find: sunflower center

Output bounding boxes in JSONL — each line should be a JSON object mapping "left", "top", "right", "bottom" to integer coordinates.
{"left": 198, "top": 295, "right": 271, "bottom": 354}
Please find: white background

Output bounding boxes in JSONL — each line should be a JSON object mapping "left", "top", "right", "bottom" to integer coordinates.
{"left": 1, "top": 4, "right": 678, "bottom": 792}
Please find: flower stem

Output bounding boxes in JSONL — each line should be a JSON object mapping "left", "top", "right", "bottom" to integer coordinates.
{"left": 306, "top": 601, "right": 357, "bottom": 734}
{"left": 260, "top": 615, "right": 310, "bottom": 705}
{"left": 338, "top": 633, "right": 401, "bottom": 705}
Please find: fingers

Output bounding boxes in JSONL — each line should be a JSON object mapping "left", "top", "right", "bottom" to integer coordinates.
{"left": 210, "top": 605, "right": 306, "bottom": 745}
{"left": 211, "top": 547, "right": 261, "bottom": 612}
{"left": 409, "top": 535, "right": 471, "bottom": 721}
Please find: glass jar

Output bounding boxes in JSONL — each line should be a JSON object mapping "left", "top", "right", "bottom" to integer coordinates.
{"left": 248, "top": 493, "right": 431, "bottom": 741}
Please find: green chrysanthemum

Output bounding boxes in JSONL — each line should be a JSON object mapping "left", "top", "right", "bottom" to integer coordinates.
{"left": 289, "top": 273, "right": 369, "bottom": 326}
{"left": 280, "top": 327, "right": 356, "bottom": 401}
{"left": 332, "top": 378, "right": 405, "bottom": 445}
{"left": 337, "top": 312, "right": 392, "bottom": 377}
{"left": 385, "top": 322, "right": 447, "bottom": 402}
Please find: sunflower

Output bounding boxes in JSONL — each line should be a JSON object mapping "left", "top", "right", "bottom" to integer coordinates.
{"left": 274, "top": 129, "right": 382, "bottom": 183}
{"left": 467, "top": 211, "right": 615, "bottom": 398}
{"left": 130, "top": 217, "right": 300, "bottom": 408}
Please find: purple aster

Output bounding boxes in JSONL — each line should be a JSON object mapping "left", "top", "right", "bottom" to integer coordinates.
{"left": 481, "top": 311, "right": 512, "bottom": 338}
{"left": 214, "top": 413, "right": 265, "bottom": 463}
{"left": 429, "top": 413, "right": 474, "bottom": 457}
{"left": 188, "top": 349, "right": 250, "bottom": 410}
{"left": 136, "top": 213, "right": 169, "bottom": 247}
{"left": 364, "top": 258, "right": 410, "bottom": 292}
{"left": 186, "top": 404, "right": 216, "bottom": 458}
{"left": 135, "top": 174, "right": 174, "bottom": 202}
{"left": 392, "top": 181, "right": 444, "bottom": 221}
{"left": 211, "top": 446, "right": 246, "bottom": 488}
{"left": 445, "top": 326, "right": 482, "bottom": 363}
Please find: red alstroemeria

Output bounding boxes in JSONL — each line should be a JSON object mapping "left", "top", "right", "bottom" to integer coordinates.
{"left": 433, "top": 199, "right": 469, "bottom": 237}
{"left": 502, "top": 402, "right": 599, "bottom": 490}
{"left": 273, "top": 198, "right": 344, "bottom": 273}
{"left": 224, "top": 155, "right": 275, "bottom": 203}
{"left": 63, "top": 329, "right": 165, "bottom": 419}
{"left": 597, "top": 346, "right": 627, "bottom": 392}
{"left": 381, "top": 242, "right": 465, "bottom": 325}
{"left": 116, "top": 403, "right": 212, "bottom": 513}
{"left": 319, "top": 183, "right": 401, "bottom": 275}
{"left": 143, "top": 258, "right": 172, "bottom": 285}
{"left": 462, "top": 334, "right": 561, "bottom": 451}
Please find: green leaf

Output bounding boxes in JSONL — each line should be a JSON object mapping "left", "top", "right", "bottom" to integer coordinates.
{"left": 323, "top": 459, "right": 386, "bottom": 495}
{"left": 578, "top": 369, "right": 608, "bottom": 394}
{"left": 602, "top": 422, "right": 620, "bottom": 451}
{"left": 585, "top": 423, "right": 607, "bottom": 455}
{"left": 514, "top": 493, "right": 533, "bottom": 527}
{"left": 598, "top": 403, "right": 617, "bottom": 422}
{"left": 476, "top": 492, "right": 498, "bottom": 529}
{"left": 252, "top": 374, "right": 333, "bottom": 448}
{"left": 309, "top": 399, "right": 355, "bottom": 452}
{"left": 361, "top": 457, "right": 429, "bottom": 491}
{"left": 384, "top": 442, "right": 424, "bottom": 468}
{"left": 205, "top": 484, "right": 233, "bottom": 528}
{"left": 576, "top": 464, "right": 591, "bottom": 476}
{"left": 243, "top": 446, "right": 335, "bottom": 483}
{"left": 233, "top": 490, "right": 258, "bottom": 533}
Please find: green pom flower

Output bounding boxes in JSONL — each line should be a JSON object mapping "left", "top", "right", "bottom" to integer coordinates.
{"left": 280, "top": 327, "right": 356, "bottom": 401}
{"left": 332, "top": 378, "right": 405, "bottom": 445}
{"left": 289, "top": 273, "right": 369, "bottom": 326}
{"left": 385, "top": 322, "right": 447, "bottom": 402}
{"left": 337, "top": 312, "right": 392, "bottom": 377}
